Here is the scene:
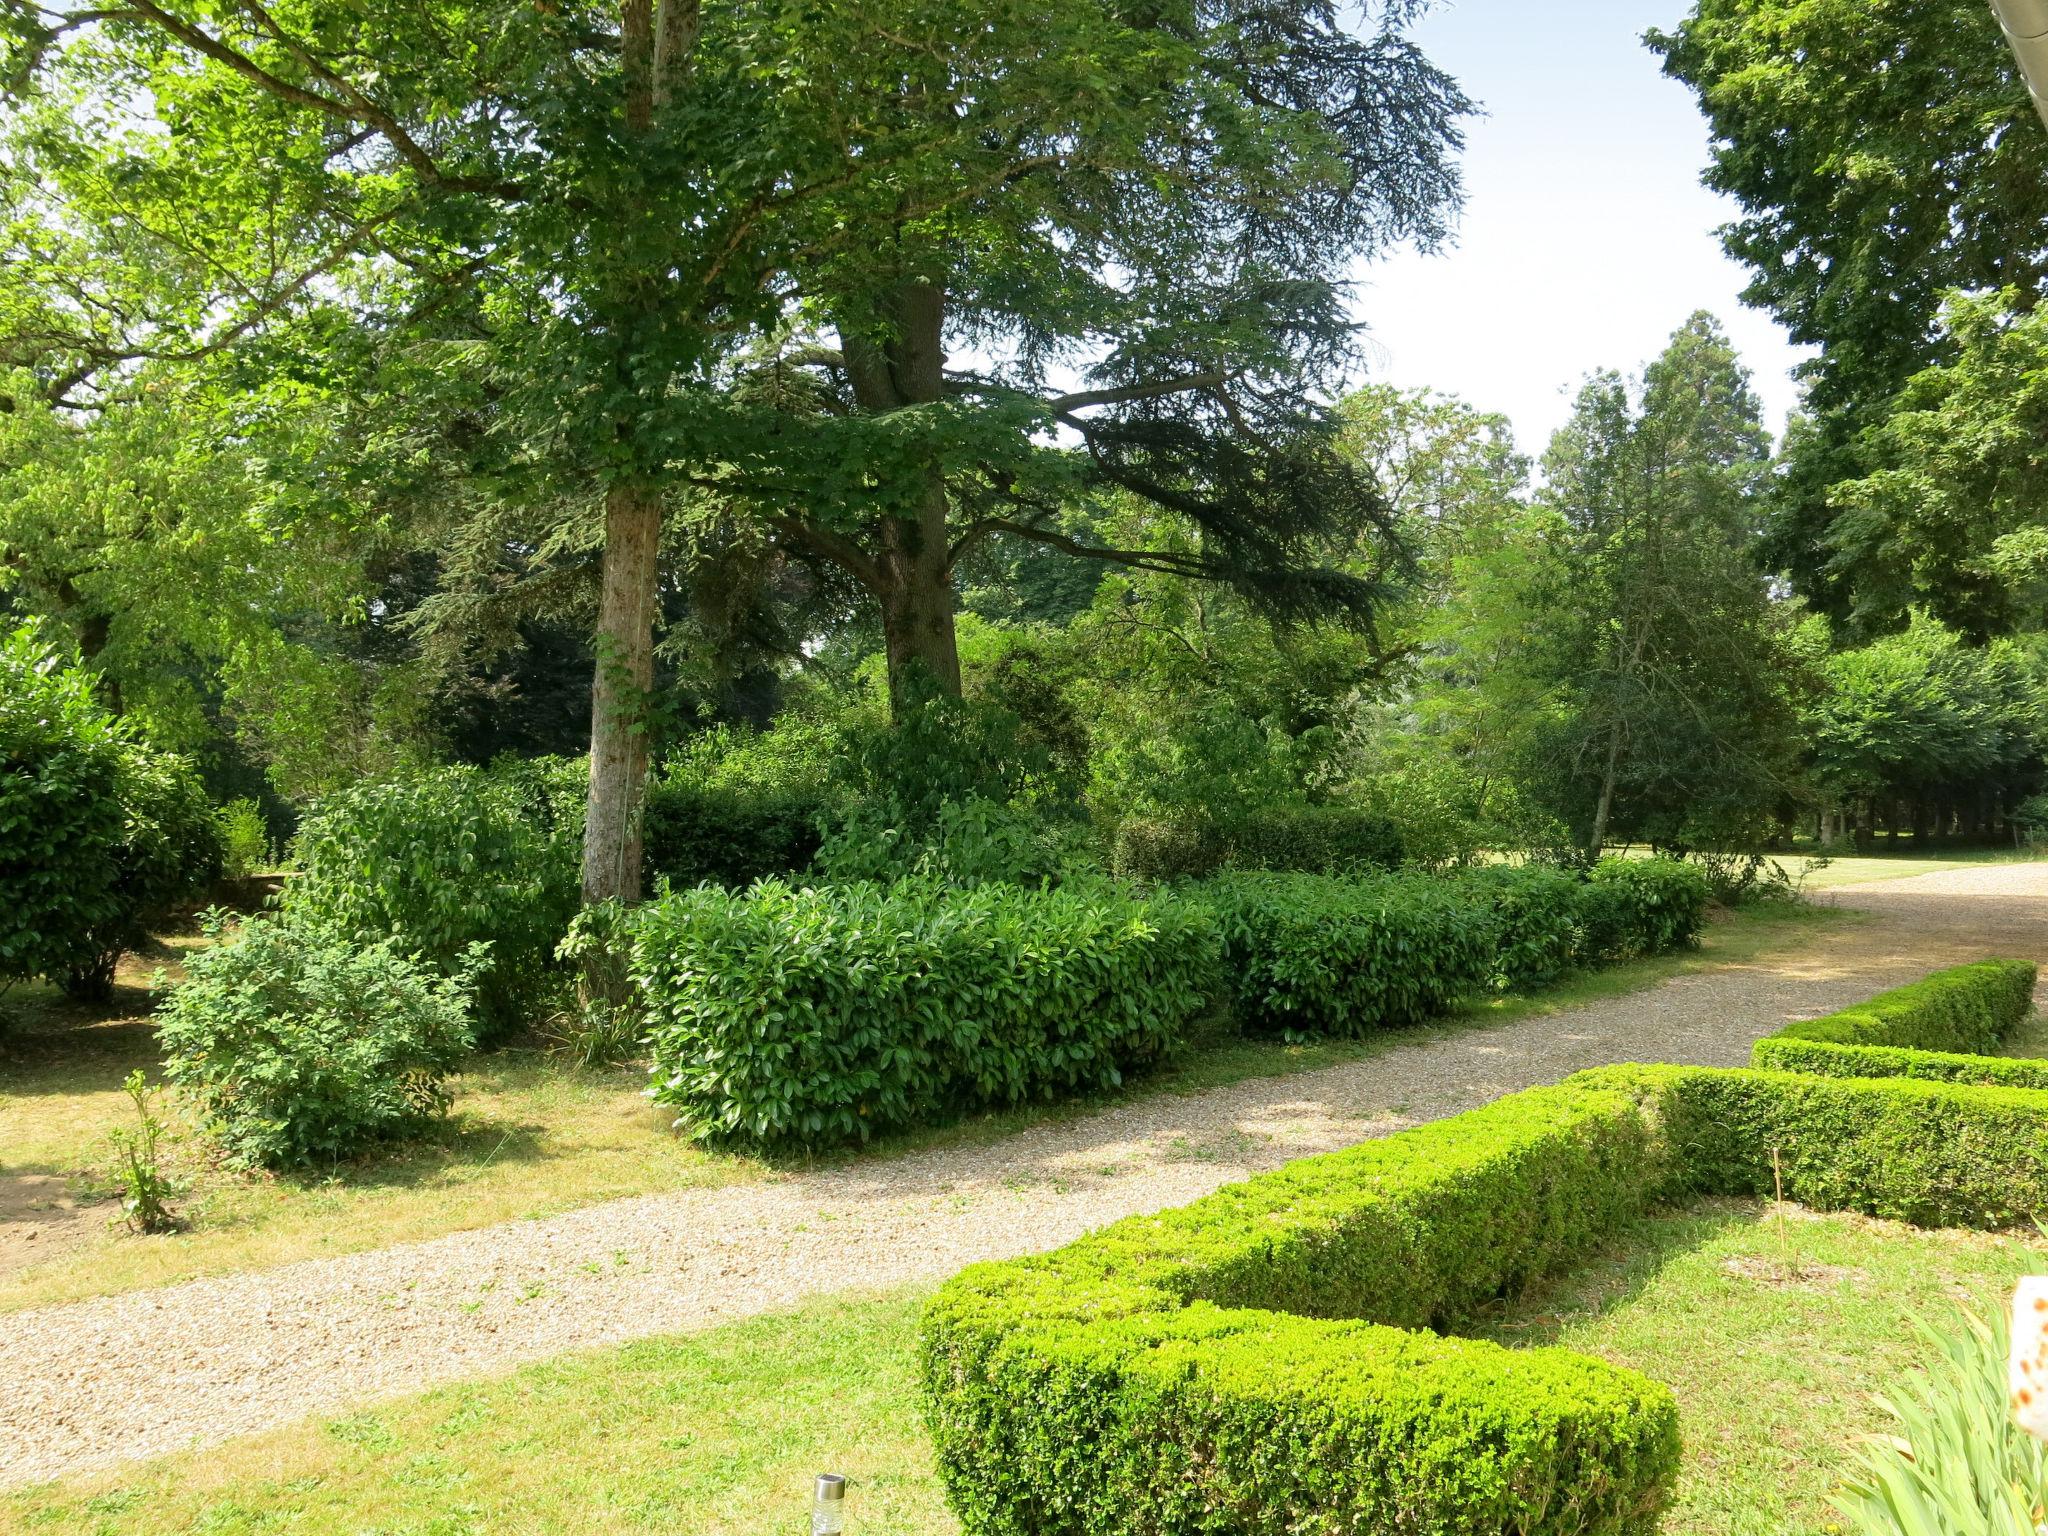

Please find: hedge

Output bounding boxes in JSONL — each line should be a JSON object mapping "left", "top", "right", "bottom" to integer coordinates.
{"left": 1201, "top": 870, "right": 1497, "bottom": 1038}
{"left": 1201, "top": 858, "right": 1708, "bottom": 1037}
{"left": 1749, "top": 1037, "right": 2048, "bottom": 1095}
{"left": 924, "top": 1063, "right": 2048, "bottom": 1534}
{"left": 1109, "top": 803, "right": 1403, "bottom": 885}
{"left": 634, "top": 878, "right": 1221, "bottom": 1146}
{"left": 1756, "top": 958, "right": 2036, "bottom": 1057}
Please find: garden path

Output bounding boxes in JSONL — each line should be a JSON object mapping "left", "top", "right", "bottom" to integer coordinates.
{"left": 5, "top": 862, "right": 2047, "bottom": 1489}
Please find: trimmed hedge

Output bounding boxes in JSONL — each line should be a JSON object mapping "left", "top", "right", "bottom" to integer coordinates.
{"left": 1750, "top": 1037, "right": 2048, "bottom": 1095}
{"left": 1455, "top": 863, "right": 1588, "bottom": 989}
{"left": 1576, "top": 857, "right": 1712, "bottom": 962}
{"left": 1757, "top": 958, "right": 2036, "bottom": 1056}
{"left": 924, "top": 1062, "right": 2048, "bottom": 1535}
{"left": 1201, "top": 870, "right": 1497, "bottom": 1038}
{"left": 634, "top": 879, "right": 1221, "bottom": 1146}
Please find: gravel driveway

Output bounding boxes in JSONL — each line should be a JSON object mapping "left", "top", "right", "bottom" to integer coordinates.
{"left": 5, "top": 863, "right": 2046, "bottom": 1491}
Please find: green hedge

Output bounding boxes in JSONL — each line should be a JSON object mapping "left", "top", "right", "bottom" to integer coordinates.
{"left": 925, "top": 1062, "right": 2048, "bottom": 1534}
{"left": 1454, "top": 863, "right": 1588, "bottom": 989}
{"left": 1759, "top": 959, "right": 2036, "bottom": 1056}
{"left": 1752, "top": 1037, "right": 2048, "bottom": 1094}
{"left": 1576, "top": 857, "right": 1712, "bottom": 963}
{"left": 1201, "top": 870, "right": 1497, "bottom": 1038}
{"left": 634, "top": 879, "right": 1221, "bottom": 1146}
{"left": 1109, "top": 803, "right": 1403, "bottom": 885}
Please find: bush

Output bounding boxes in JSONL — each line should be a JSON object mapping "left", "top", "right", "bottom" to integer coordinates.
{"left": 214, "top": 798, "right": 275, "bottom": 880}
{"left": 925, "top": 1061, "right": 2048, "bottom": 1535}
{"left": 158, "top": 914, "right": 477, "bottom": 1170}
{"left": 1200, "top": 870, "right": 1497, "bottom": 1038}
{"left": 923, "top": 1082, "right": 1683, "bottom": 1536}
{"left": 287, "top": 759, "right": 582, "bottom": 1039}
{"left": 0, "top": 625, "right": 221, "bottom": 997}
{"left": 1759, "top": 959, "right": 2036, "bottom": 1056}
{"left": 1576, "top": 856, "right": 1711, "bottom": 963}
{"left": 1454, "top": 863, "right": 1588, "bottom": 989}
{"left": 635, "top": 878, "right": 1221, "bottom": 1146}
{"left": 1755, "top": 1037, "right": 2048, "bottom": 1092}
{"left": 641, "top": 723, "right": 837, "bottom": 887}
{"left": 1108, "top": 803, "right": 1402, "bottom": 885}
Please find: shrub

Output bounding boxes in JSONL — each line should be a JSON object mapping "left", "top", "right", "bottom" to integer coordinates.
{"left": 1200, "top": 870, "right": 1496, "bottom": 1038}
{"left": 636, "top": 879, "right": 1221, "bottom": 1146}
{"left": 923, "top": 1082, "right": 1683, "bottom": 1536}
{"left": 641, "top": 722, "right": 837, "bottom": 887}
{"left": 158, "top": 913, "right": 477, "bottom": 1170}
{"left": 1760, "top": 959, "right": 2036, "bottom": 1056}
{"left": 110, "top": 1069, "right": 181, "bottom": 1234}
{"left": 1108, "top": 803, "right": 1402, "bottom": 885}
{"left": 1575, "top": 1063, "right": 2048, "bottom": 1229}
{"left": 925, "top": 1062, "right": 2048, "bottom": 1536}
{"left": 1454, "top": 863, "right": 1588, "bottom": 989}
{"left": 0, "top": 625, "right": 221, "bottom": 997}
{"left": 1755, "top": 1038, "right": 2048, "bottom": 1092}
{"left": 287, "top": 758, "right": 582, "bottom": 1039}
{"left": 214, "top": 797, "right": 275, "bottom": 880}
{"left": 1576, "top": 856, "right": 1711, "bottom": 963}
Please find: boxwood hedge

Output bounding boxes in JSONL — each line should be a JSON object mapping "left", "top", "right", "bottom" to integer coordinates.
{"left": 634, "top": 878, "right": 1221, "bottom": 1146}
{"left": 923, "top": 1056, "right": 2048, "bottom": 1534}
{"left": 1753, "top": 958, "right": 2036, "bottom": 1057}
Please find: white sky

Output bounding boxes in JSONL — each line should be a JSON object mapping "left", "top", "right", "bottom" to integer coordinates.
{"left": 1352, "top": 0, "right": 1815, "bottom": 458}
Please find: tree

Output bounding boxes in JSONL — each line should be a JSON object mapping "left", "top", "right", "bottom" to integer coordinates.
{"left": 1434, "top": 314, "right": 1808, "bottom": 854}
{"left": 3, "top": 0, "right": 1471, "bottom": 907}
{"left": 1651, "top": 0, "right": 2048, "bottom": 623}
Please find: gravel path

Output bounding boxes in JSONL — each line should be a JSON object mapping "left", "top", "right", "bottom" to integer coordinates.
{"left": 6, "top": 864, "right": 2047, "bottom": 1490}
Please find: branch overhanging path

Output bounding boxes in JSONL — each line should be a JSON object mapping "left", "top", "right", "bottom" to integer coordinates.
{"left": 5, "top": 863, "right": 2047, "bottom": 1490}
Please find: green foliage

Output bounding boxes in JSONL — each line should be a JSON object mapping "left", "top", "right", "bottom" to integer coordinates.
{"left": 921, "top": 1082, "right": 1685, "bottom": 1536}
{"left": 214, "top": 798, "right": 276, "bottom": 881}
{"left": 0, "top": 624, "right": 220, "bottom": 996}
{"left": 547, "top": 899, "right": 644, "bottom": 1068}
{"left": 1200, "top": 871, "right": 1498, "bottom": 1039}
{"left": 286, "top": 759, "right": 583, "bottom": 1040}
{"left": 1108, "top": 803, "right": 1403, "bottom": 885}
{"left": 1576, "top": 857, "right": 1713, "bottom": 963}
{"left": 926, "top": 1060, "right": 2048, "bottom": 1534}
{"left": 1755, "top": 1038, "right": 2048, "bottom": 1095}
{"left": 110, "top": 1069, "right": 181, "bottom": 1236}
{"left": 635, "top": 879, "right": 1222, "bottom": 1147}
{"left": 1578, "top": 1063, "right": 2048, "bottom": 1230}
{"left": 157, "top": 914, "right": 477, "bottom": 1171}
{"left": 815, "top": 796, "right": 1084, "bottom": 889}
{"left": 1457, "top": 863, "right": 1589, "bottom": 990}
{"left": 1763, "top": 959, "right": 2037, "bottom": 1055}
{"left": 1835, "top": 1306, "right": 2048, "bottom": 1536}
{"left": 641, "top": 723, "right": 840, "bottom": 888}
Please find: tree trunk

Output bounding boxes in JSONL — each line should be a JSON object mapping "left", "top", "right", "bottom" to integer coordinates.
{"left": 1586, "top": 719, "right": 1624, "bottom": 857}
{"left": 581, "top": 481, "right": 661, "bottom": 906}
{"left": 840, "top": 279, "right": 962, "bottom": 719}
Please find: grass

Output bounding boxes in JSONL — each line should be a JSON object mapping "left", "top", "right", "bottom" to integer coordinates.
{"left": 1474, "top": 1201, "right": 2044, "bottom": 1535}
{"left": 8, "top": 1198, "right": 2033, "bottom": 1535}
{"left": 0, "top": 900, "right": 1841, "bottom": 1313}
{"left": 1785, "top": 844, "right": 2040, "bottom": 891}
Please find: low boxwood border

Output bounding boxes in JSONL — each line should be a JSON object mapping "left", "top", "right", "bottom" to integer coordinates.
{"left": 922, "top": 1054, "right": 2048, "bottom": 1535}
{"left": 1757, "top": 958, "right": 2036, "bottom": 1055}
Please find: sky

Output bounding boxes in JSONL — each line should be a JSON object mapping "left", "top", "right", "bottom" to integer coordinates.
{"left": 1353, "top": 0, "right": 1814, "bottom": 458}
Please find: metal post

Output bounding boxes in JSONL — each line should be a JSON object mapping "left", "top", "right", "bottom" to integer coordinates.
{"left": 1992, "top": 0, "right": 2048, "bottom": 128}
{"left": 811, "top": 1473, "right": 848, "bottom": 1535}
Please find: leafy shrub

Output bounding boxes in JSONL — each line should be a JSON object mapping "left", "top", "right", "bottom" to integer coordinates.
{"left": 110, "top": 1069, "right": 181, "bottom": 1234}
{"left": 0, "top": 625, "right": 221, "bottom": 997}
{"left": 1578, "top": 1063, "right": 2048, "bottom": 1229}
{"left": 635, "top": 878, "right": 1221, "bottom": 1146}
{"left": 1109, "top": 803, "right": 1402, "bottom": 885}
{"left": 1455, "top": 863, "right": 1587, "bottom": 989}
{"left": 158, "top": 913, "right": 477, "bottom": 1170}
{"left": 1575, "top": 856, "right": 1711, "bottom": 963}
{"left": 923, "top": 1081, "right": 1682, "bottom": 1536}
{"left": 1835, "top": 1305, "right": 2048, "bottom": 1535}
{"left": 816, "top": 795, "right": 1087, "bottom": 887}
{"left": 287, "top": 758, "right": 582, "bottom": 1040}
{"left": 214, "top": 798, "right": 275, "bottom": 880}
{"left": 547, "top": 900, "right": 644, "bottom": 1067}
{"left": 1201, "top": 870, "right": 1496, "bottom": 1038}
{"left": 1756, "top": 1037, "right": 2048, "bottom": 1092}
{"left": 926, "top": 1062, "right": 2048, "bottom": 1536}
{"left": 641, "top": 722, "right": 838, "bottom": 887}
{"left": 1760, "top": 959, "right": 2037, "bottom": 1056}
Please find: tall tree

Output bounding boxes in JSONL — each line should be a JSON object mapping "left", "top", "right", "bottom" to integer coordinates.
{"left": 2, "top": 0, "right": 1471, "bottom": 906}
{"left": 1651, "top": 0, "right": 2048, "bottom": 623}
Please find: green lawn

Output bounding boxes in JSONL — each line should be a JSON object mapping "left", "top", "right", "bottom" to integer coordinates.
{"left": 1, "top": 903, "right": 1839, "bottom": 1312}
{"left": 1789, "top": 845, "right": 2040, "bottom": 890}
{"left": 8, "top": 1198, "right": 2033, "bottom": 1535}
